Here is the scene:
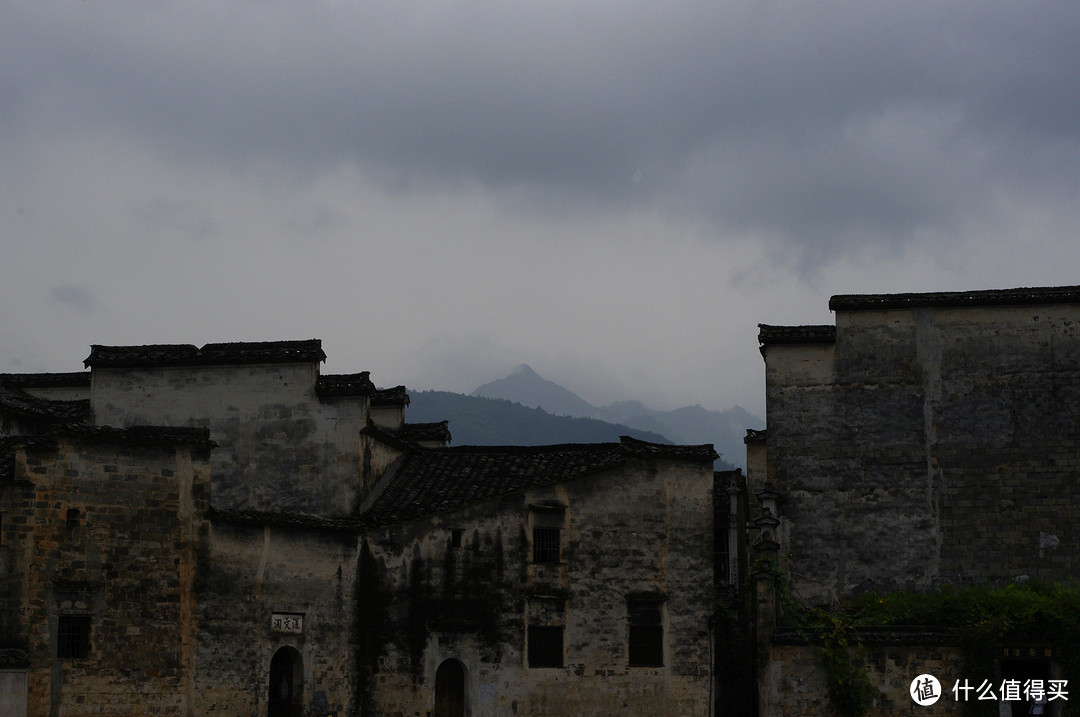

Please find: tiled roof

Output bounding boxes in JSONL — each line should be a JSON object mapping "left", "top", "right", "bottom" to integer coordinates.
{"left": 1, "top": 427, "right": 213, "bottom": 479}
{"left": 0, "top": 435, "right": 57, "bottom": 481}
{"left": 371, "top": 385, "right": 410, "bottom": 407}
{"left": 51, "top": 423, "right": 217, "bottom": 448}
{"left": 316, "top": 372, "right": 376, "bottom": 397}
{"left": 398, "top": 420, "right": 452, "bottom": 444}
{"left": 744, "top": 428, "right": 767, "bottom": 443}
{"left": 362, "top": 436, "right": 717, "bottom": 526}
{"left": 617, "top": 436, "right": 719, "bottom": 460}
{"left": 84, "top": 340, "right": 326, "bottom": 368}
{"left": 0, "top": 385, "right": 90, "bottom": 423}
{"left": 210, "top": 507, "right": 364, "bottom": 532}
{"left": 829, "top": 285, "right": 1080, "bottom": 312}
{"left": 0, "top": 372, "right": 91, "bottom": 388}
{"left": 360, "top": 424, "right": 420, "bottom": 452}
{"left": 758, "top": 324, "right": 837, "bottom": 346}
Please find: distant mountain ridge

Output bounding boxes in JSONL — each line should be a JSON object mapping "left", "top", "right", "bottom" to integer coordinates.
{"left": 407, "top": 390, "right": 672, "bottom": 448}
{"left": 472, "top": 364, "right": 596, "bottom": 417}
{"left": 469, "top": 364, "right": 761, "bottom": 468}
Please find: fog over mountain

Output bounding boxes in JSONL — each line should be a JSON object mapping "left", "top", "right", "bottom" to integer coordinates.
{"left": 407, "top": 390, "right": 673, "bottom": 450}
{"left": 471, "top": 364, "right": 759, "bottom": 468}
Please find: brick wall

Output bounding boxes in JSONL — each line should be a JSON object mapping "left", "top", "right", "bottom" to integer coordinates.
{"left": 0, "top": 432, "right": 209, "bottom": 717}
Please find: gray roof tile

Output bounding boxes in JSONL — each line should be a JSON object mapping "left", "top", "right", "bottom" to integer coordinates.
{"left": 362, "top": 436, "right": 716, "bottom": 526}
{"left": 758, "top": 324, "right": 837, "bottom": 346}
{"left": 84, "top": 340, "right": 326, "bottom": 368}
{"left": 829, "top": 285, "right": 1080, "bottom": 312}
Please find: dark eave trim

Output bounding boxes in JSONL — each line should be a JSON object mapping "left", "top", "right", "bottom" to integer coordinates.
{"left": 758, "top": 324, "right": 837, "bottom": 346}
{"left": 829, "top": 285, "right": 1080, "bottom": 312}
{"left": 84, "top": 340, "right": 326, "bottom": 369}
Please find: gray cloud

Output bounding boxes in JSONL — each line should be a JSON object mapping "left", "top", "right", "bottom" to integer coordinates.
{"left": 3, "top": 1, "right": 1080, "bottom": 417}
{"left": 133, "top": 199, "right": 217, "bottom": 240}
{"left": 49, "top": 284, "right": 98, "bottom": 313}
{"left": 4, "top": 2, "right": 1077, "bottom": 254}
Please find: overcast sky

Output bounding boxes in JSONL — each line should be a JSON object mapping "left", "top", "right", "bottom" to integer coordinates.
{"left": 3, "top": 1, "right": 1078, "bottom": 418}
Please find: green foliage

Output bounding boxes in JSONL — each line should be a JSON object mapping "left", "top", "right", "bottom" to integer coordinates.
{"left": 784, "top": 606, "right": 875, "bottom": 717}
{"left": 775, "top": 579, "right": 1080, "bottom": 717}
{"left": 844, "top": 580, "right": 1080, "bottom": 698}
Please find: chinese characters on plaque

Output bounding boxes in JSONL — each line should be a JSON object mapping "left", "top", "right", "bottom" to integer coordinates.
{"left": 271, "top": 613, "right": 304, "bottom": 634}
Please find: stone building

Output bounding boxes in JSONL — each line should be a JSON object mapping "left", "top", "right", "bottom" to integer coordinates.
{"left": 0, "top": 340, "right": 718, "bottom": 716}
{"left": 747, "top": 285, "right": 1080, "bottom": 716}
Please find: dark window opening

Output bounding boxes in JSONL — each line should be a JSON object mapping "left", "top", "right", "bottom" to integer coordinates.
{"left": 527, "top": 625, "right": 564, "bottom": 668}
{"left": 450, "top": 528, "right": 464, "bottom": 548}
{"left": 715, "top": 505, "right": 729, "bottom": 586}
{"left": 66, "top": 508, "right": 80, "bottom": 530}
{"left": 57, "top": 616, "right": 91, "bottom": 659}
{"left": 628, "top": 600, "right": 663, "bottom": 667}
{"left": 532, "top": 527, "right": 560, "bottom": 563}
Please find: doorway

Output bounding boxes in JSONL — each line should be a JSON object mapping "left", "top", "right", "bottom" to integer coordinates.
{"left": 434, "top": 659, "right": 466, "bottom": 717}
{"left": 269, "top": 646, "right": 303, "bottom": 717}
{"left": 0, "top": 669, "right": 28, "bottom": 717}
{"left": 1000, "top": 658, "right": 1051, "bottom": 717}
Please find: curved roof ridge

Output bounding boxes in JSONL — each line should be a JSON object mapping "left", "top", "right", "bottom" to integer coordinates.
{"left": 0, "top": 385, "right": 91, "bottom": 423}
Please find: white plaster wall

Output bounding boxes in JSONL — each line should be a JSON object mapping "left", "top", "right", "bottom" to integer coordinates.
{"left": 90, "top": 363, "right": 367, "bottom": 513}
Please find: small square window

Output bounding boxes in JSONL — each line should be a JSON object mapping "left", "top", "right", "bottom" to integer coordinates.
{"left": 450, "top": 528, "right": 464, "bottom": 548}
{"left": 532, "top": 527, "right": 559, "bottom": 563}
{"left": 527, "top": 625, "right": 564, "bottom": 668}
{"left": 66, "top": 508, "right": 80, "bottom": 530}
{"left": 57, "top": 616, "right": 91, "bottom": 659}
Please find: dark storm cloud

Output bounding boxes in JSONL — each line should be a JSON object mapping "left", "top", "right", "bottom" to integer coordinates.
{"left": 3, "top": 1, "right": 1078, "bottom": 249}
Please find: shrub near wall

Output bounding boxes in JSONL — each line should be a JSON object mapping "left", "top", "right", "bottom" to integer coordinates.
{"left": 768, "top": 581, "right": 1080, "bottom": 717}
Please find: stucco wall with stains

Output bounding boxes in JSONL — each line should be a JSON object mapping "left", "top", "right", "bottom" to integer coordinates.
{"left": 360, "top": 456, "right": 715, "bottom": 717}
{"left": 757, "top": 300, "right": 1080, "bottom": 606}
{"left": 90, "top": 362, "right": 367, "bottom": 514}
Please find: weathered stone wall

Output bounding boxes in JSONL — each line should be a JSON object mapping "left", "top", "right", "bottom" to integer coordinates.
{"left": 759, "top": 303, "right": 1080, "bottom": 605}
{"left": 360, "top": 457, "right": 715, "bottom": 716}
{"left": 0, "top": 434, "right": 209, "bottom": 717}
{"left": 761, "top": 639, "right": 966, "bottom": 717}
{"left": 194, "top": 520, "right": 360, "bottom": 716}
{"left": 91, "top": 364, "right": 367, "bottom": 514}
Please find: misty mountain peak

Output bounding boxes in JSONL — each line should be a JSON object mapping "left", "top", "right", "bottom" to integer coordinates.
{"left": 472, "top": 364, "right": 595, "bottom": 418}
{"left": 471, "top": 364, "right": 761, "bottom": 469}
